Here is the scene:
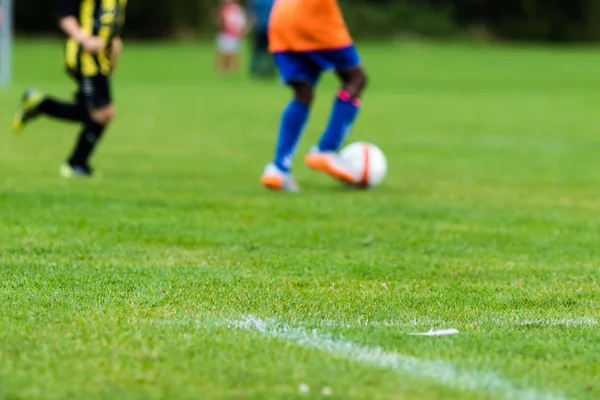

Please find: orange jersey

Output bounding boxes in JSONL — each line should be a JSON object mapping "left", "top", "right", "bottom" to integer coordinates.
{"left": 268, "top": 0, "right": 353, "bottom": 53}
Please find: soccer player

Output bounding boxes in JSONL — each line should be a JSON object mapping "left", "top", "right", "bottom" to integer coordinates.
{"left": 215, "top": 0, "right": 247, "bottom": 75}
{"left": 261, "top": 0, "right": 368, "bottom": 192}
{"left": 12, "top": 0, "right": 127, "bottom": 178}
{"left": 247, "top": 0, "right": 276, "bottom": 79}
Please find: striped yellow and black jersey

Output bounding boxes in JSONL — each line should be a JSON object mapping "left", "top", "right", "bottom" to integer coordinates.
{"left": 55, "top": 0, "right": 127, "bottom": 77}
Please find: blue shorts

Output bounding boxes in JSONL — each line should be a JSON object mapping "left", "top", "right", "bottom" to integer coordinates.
{"left": 273, "top": 45, "right": 361, "bottom": 86}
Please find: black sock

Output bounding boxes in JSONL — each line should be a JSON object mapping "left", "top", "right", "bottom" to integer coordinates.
{"left": 39, "top": 98, "right": 86, "bottom": 122}
{"left": 68, "top": 119, "right": 106, "bottom": 167}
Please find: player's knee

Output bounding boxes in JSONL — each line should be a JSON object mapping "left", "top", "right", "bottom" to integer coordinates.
{"left": 356, "top": 70, "right": 368, "bottom": 93}
{"left": 90, "top": 105, "right": 116, "bottom": 126}
{"left": 345, "top": 69, "right": 368, "bottom": 98}
{"left": 292, "top": 83, "right": 314, "bottom": 106}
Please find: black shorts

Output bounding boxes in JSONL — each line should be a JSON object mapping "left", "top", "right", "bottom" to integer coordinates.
{"left": 68, "top": 71, "right": 113, "bottom": 110}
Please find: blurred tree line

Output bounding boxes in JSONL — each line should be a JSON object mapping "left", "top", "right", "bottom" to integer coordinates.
{"left": 14, "top": 0, "right": 600, "bottom": 42}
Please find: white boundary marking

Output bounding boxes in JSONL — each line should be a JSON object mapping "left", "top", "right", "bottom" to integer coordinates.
{"left": 285, "top": 316, "right": 598, "bottom": 329}
{"left": 150, "top": 315, "right": 597, "bottom": 330}
{"left": 146, "top": 317, "right": 600, "bottom": 334}
{"left": 224, "top": 315, "right": 567, "bottom": 400}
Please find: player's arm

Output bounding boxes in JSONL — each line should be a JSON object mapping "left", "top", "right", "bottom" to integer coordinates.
{"left": 55, "top": 0, "right": 105, "bottom": 54}
{"left": 110, "top": 36, "right": 123, "bottom": 72}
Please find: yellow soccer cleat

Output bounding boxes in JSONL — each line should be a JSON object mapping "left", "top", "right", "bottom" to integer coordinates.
{"left": 12, "top": 89, "right": 45, "bottom": 134}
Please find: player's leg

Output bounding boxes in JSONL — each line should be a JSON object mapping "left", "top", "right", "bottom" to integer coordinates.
{"left": 249, "top": 29, "right": 262, "bottom": 77}
{"left": 261, "top": 52, "right": 320, "bottom": 191}
{"left": 272, "top": 80, "right": 313, "bottom": 169}
{"left": 318, "top": 45, "right": 366, "bottom": 152}
{"left": 231, "top": 36, "right": 243, "bottom": 74}
{"left": 304, "top": 46, "right": 366, "bottom": 184}
{"left": 230, "top": 50, "right": 240, "bottom": 74}
{"left": 216, "top": 35, "right": 239, "bottom": 75}
{"left": 251, "top": 29, "right": 275, "bottom": 79}
{"left": 12, "top": 88, "right": 87, "bottom": 133}
{"left": 261, "top": 31, "right": 277, "bottom": 78}
{"left": 215, "top": 34, "right": 227, "bottom": 73}
{"left": 315, "top": 65, "right": 366, "bottom": 152}
{"left": 263, "top": 43, "right": 277, "bottom": 78}
{"left": 221, "top": 54, "right": 231, "bottom": 73}
{"left": 261, "top": 81, "right": 313, "bottom": 192}
{"left": 61, "top": 75, "right": 114, "bottom": 178}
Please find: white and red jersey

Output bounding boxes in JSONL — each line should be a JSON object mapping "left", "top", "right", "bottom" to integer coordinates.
{"left": 219, "top": 2, "right": 247, "bottom": 38}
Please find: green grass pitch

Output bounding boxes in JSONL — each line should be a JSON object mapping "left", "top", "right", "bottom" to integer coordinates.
{"left": 1, "top": 40, "right": 600, "bottom": 399}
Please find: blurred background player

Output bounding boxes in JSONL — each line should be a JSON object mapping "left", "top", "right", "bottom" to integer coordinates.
{"left": 261, "top": 0, "right": 368, "bottom": 192}
{"left": 12, "top": 0, "right": 126, "bottom": 178}
{"left": 247, "top": 0, "right": 276, "bottom": 80}
{"left": 215, "top": 0, "right": 247, "bottom": 75}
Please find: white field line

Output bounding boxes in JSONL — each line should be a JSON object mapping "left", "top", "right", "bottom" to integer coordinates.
{"left": 292, "top": 316, "right": 599, "bottom": 329}
{"left": 224, "top": 315, "right": 567, "bottom": 400}
{"left": 150, "top": 315, "right": 598, "bottom": 330}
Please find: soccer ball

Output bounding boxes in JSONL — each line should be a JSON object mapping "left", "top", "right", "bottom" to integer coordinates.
{"left": 339, "top": 142, "right": 388, "bottom": 188}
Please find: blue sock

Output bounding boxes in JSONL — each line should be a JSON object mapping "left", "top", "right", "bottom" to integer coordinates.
{"left": 318, "top": 90, "right": 360, "bottom": 152}
{"left": 274, "top": 100, "right": 310, "bottom": 172}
